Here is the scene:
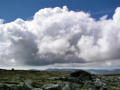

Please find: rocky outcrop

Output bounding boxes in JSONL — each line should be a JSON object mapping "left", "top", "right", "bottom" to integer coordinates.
{"left": 70, "top": 70, "right": 93, "bottom": 80}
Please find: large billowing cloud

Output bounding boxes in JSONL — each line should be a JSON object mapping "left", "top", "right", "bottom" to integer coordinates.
{"left": 0, "top": 6, "right": 120, "bottom": 69}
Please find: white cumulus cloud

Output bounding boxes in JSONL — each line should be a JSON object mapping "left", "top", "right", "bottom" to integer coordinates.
{"left": 0, "top": 6, "right": 120, "bottom": 69}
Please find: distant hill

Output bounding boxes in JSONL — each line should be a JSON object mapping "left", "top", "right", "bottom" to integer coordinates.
{"left": 1, "top": 68, "right": 120, "bottom": 74}
{"left": 87, "top": 69, "right": 120, "bottom": 74}
{"left": 29, "top": 68, "right": 120, "bottom": 74}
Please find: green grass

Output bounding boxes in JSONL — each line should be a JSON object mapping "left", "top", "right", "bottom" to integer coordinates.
{"left": 0, "top": 69, "right": 69, "bottom": 87}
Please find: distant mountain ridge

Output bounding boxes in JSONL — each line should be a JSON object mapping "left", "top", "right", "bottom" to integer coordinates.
{"left": 87, "top": 69, "right": 120, "bottom": 74}
{"left": 1, "top": 68, "right": 120, "bottom": 74}
{"left": 29, "top": 68, "right": 120, "bottom": 74}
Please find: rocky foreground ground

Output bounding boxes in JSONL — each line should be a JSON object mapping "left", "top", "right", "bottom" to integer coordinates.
{"left": 0, "top": 70, "right": 120, "bottom": 90}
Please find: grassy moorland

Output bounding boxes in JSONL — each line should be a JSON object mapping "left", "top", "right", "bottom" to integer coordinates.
{"left": 0, "top": 69, "right": 120, "bottom": 90}
{"left": 0, "top": 69, "right": 69, "bottom": 84}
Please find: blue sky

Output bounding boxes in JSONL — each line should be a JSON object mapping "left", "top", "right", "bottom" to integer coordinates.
{"left": 0, "top": 0, "right": 120, "bottom": 22}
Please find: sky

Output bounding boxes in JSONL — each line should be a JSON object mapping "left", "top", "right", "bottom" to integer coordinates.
{"left": 0, "top": 0, "right": 120, "bottom": 22}
{"left": 0, "top": 0, "right": 120, "bottom": 70}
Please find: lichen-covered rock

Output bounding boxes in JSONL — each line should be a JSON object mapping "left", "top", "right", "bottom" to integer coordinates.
{"left": 0, "top": 83, "right": 17, "bottom": 90}
{"left": 32, "top": 88, "right": 43, "bottom": 90}
{"left": 60, "top": 83, "right": 71, "bottom": 90}
{"left": 0, "top": 80, "right": 43, "bottom": 90}
{"left": 42, "top": 83, "right": 60, "bottom": 90}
